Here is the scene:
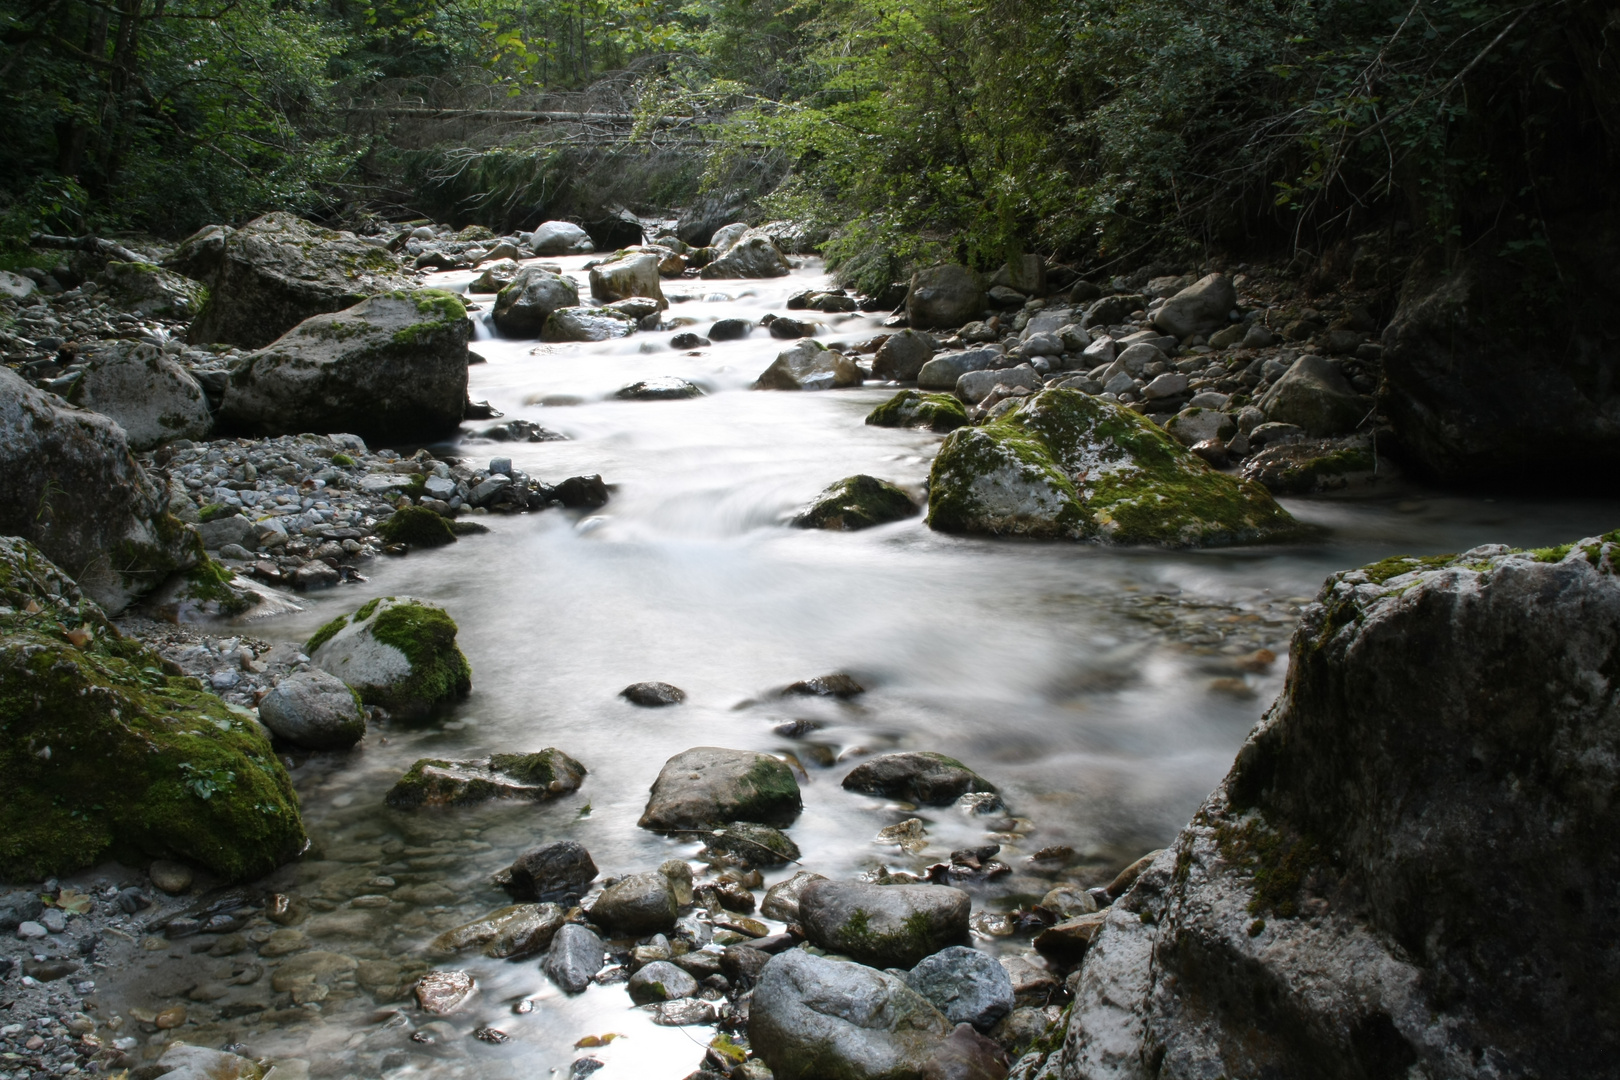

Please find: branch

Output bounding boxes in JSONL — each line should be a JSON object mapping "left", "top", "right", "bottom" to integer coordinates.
{"left": 29, "top": 233, "right": 145, "bottom": 263}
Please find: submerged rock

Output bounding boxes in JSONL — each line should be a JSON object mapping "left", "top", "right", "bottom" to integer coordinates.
{"left": 505, "top": 839, "right": 599, "bottom": 902}
{"left": 792, "top": 475, "right": 919, "bottom": 531}
{"left": 842, "top": 752, "right": 996, "bottom": 806}
{"left": 1054, "top": 536, "right": 1620, "bottom": 1080}
{"left": 927, "top": 389, "right": 1304, "bottom": 546}
{"left": 257, "top": 669, "right": 365, "bottom": 750}
{"left": 639, "top": 747, "right": 802, "bottom": 831}
{"left": 783, "top": 673, "right": 865, "bottom": 698}
{"left": 430, "top": 903, "right": 565, "bottom": 958}
{"left": 799, "top": 879, "right": 971, "bottom": 968}
{"left": 307, "top": 596, "right": 472, "bottom": 718}
{"left": 144, "top": 1043, "right": 263, "bottom": 1080}
{"left": 71, "top": 342, "right": 212, "bottom": 450}
{"left": 385, "top": 749, "right": 586, "bottom": 808}
{"left": 866, "top": 390, "right": 969, "bottom": 433}
{"left": 492, "top": 267, "right": 580, "bottom": 336}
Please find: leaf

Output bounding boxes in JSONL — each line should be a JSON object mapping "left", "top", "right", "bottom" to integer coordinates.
{"left": 56, "top": 889, "right": 92, "bottom": 915}
{"left": 574, "top": 1033, "right": 624, "bottom": 1048}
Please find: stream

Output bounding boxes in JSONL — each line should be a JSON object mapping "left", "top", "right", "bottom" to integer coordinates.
{"left": 96, "top": 254, "right": 1620, "bottom": 1079}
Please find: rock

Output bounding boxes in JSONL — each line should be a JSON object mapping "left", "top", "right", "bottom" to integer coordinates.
{"left": 97, "top": 260, "right": 207, "bottom": 319}
{"left": 589, "top": 252, "right": 667, "bottom": 308}
{"left": 1001, "top": 957, "right": 1059, "bottom": 1006}
{"left": 671, "top": 332, "right": 711, "bottom": 349}
{"left": 617, "top": 377, "right": 703, "bottom": 401}
{"left": 784, "top": 672, "right": 865, "bottom": 697}
{"left": 918, "top": 348, "right": 1001, "bottom": 391}
{"left": 708, "top": 318, "right": 752, "bottom": 340}
{"left": 257, "top": 670, "right": 365, "bottom": 750}
{"left": 866, "top": 390, "right": 969, "bottom": 433}
{"left": 1249, "top": 421, "right": 1306, "bottom": 447}
{"left": 146, "top": 1043, "right": 263, "bottom": 1080}
{"left": 530, "top": 220, "right": 594, "bottom": 256}
{"left": 16, "top": 921, "right": 47, "bottom": 939}
{"left": 722, "top": 944, "right": 773, "bottom": 985}
{"left": 639, "top": 747, "right": 802, "bottom": 832}
{"left": 754, "top": 340, "right": 862, "bottom": 390}
{"left": 704, "top": 822, "right": 801, "bottom": 866}
{"left": 0, "top": 371, "right": 200, "bottom": 612}
{"left": 750, "top": 949, "right": 1008, "bottom": 1080}
{"left": 68, "top": 341, "right": 212, "bottom": 450}
{"left": 907, "top": 265, "right": 987, "bottom": 329}
{"left": 1056, "top": 537, "right": 1620, "bottom": 1080}
{"left": 545, "top": 923, "right": 605, "bottom": 994}
{"left": 376, "top": 505, "right": 457, "bottom": 548}
{"left": 1150, "top": 274, "right": 1236, "bottom": 339}
{"left": 149, "top": 859, "right": 194, "bottom": 894}
{"left": 622, "top": 681, "right": 687, "bottom": 706}
{"left": 710, "top": 223, "right": 751, "bottom": 253}
{"left": 872, "top": 330, "right": 937, "bottom": 381}
{"left": 629, "top": 960, "right": 700, "bottom": 1004}
{"left": 0, "top": 270, "right": 36, "bottom": 300}
{"left": 1163, "top": 407, "right": 1237, "bottom": 449}
{"left": 385, "top": 749, "right": 585, "bottom": 808}
{"left": 307, "top": 595, "right": 472, "bottom": 717}
{"left": 492, "top": 267, "right": 580, "bottom": 336}
{"left": 1038, "top": 885, "right": 1097, "bottom": 919}
{"left": 799, "top": 880, "right": 971, "bottom": 968}
{"left": 591, "top": 871, "right": 679, "bottom": 934}
{"left": 997, "top": 254, "right": 1046, "bottom": 296}
{"left": 908, "top": 946, "right": 1015, "bottom": 1032}
{"left": 792, "top": 475, "right": 919, "bottom": 531}
{"left": 431, "top": 903, "right": 565, "bottom": 958}
{"left": 1258, "top": 354, "right": 1366, "bottom": 436}
{"left": 0, "top": 889, "right": 43, "bottom": 931}
{"left": 1141, "top": 372, "right": 1189, "bottom": 401}
{"left": 415, "top": 969, "right": 475, "bottom": 1014}
{"left": 220, "top": 290, "right": 468, "bottom": 445}
{"left": 841, "top": 752, "right": 996, "bottom": 806}
{"left": 956, "top": 365, "right": 1041, "bottom": 405}
{"left": 1241, "top": 438, "right": 1381, "bottom": 495}
{"left": 506, "top": 840, "right": 599, "bottom": 902}
{"left": 543, "top": 305, "right": 638, "bottom": 342}
{"left": 700, "top": 230, "right": 791, "bottom": 278}
{"left": 0, "top": 537, "right": 304, "bottom": 881}
{"left": 927, "top": 389, "right": 1305, "bottom": 547}
{"left": 761, "top": 871, "right": 827, "bottom": 923}
{"left": 769, "top": 316, "right": 817, "bottom": 339}
{"left": 188, "top": 212, "right": 413, "bottom": 348}
{"left": 470, "top": 258, "right": 523, "bottom": 292}
{"left": 1207, "top": 324, "right": 1247, "bottom": 349}
{"left": 1032, "top": 911, "right": 1107, "bottom": 962}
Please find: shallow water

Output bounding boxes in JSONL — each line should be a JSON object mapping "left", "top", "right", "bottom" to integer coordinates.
{"left": 100, "top": 255, "right": 1620, "bottom": 1078}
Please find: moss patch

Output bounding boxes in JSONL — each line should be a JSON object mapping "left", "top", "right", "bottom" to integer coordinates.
{"left": 791, "top": 475, "right": 919, "bottom": 531}
{"left": 367, "top": 600, "right": 473, "bottom": 708}
{"left": 377, "top": 505, "right": 456, "bottom": 547}
{"left": 866, "top": 390, "right": 969, "bottom": 432}
{"left": 305, "top": 613, "right": 349, "bottom": 655}
{"left": 1214, "top": 814, "right": 1321, "bottom": 918}
{"left": 733, "top": 757, "right": 804, "bottom": 826}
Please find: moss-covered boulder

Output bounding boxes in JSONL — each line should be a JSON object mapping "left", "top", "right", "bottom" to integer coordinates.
{"left": 376, "top": 505, "right": 457, "bottom": 548}
{"left": 1240, "top": 437, "right": 1382, "bottom": 495}
{"left": 791, "top": 475, "right": 919, "bottom": 531}
{"left": 492, "top": 266, "right": 580, "bottom": 337}
{"left": 307, "top": 595, "right": 472, "bottom": 718}
{"left": 187, "top": 212, "right": 415, "bottom": 348}
{"left": 385, "top": 749, "right": 585, "bottom": 809}
{"left": 639, "top": 747, "right": 803, "bottom": 832}
{"left": 0, "top": 537, "right": 305, "bottom": 882}
{"left": 97, "top": 260, "right": 208, "bottom": 319}
{"left": 866, "top": 390, "right": 969, "bottom": 433}
{"left": 69, "top": 341, "right": 213, "bottom": 450}
{"left": 927, "top": 389, "right": 1306, "bottom": 547}
{"left": 797, "top": 879, "right": 971, "bottom": 969}
{"left": 219, "top": 290, "right": 468, "bottom": 446}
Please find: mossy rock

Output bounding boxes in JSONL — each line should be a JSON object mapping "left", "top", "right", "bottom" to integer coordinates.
{"left": 0, "top": 537, "right": 305, "bottom": 882}
{"left": 704, "top": 822, "right": 802, "bottom": 866}
{"left": 377, "top": 506, "right": 457, "bottom": 548}
{"left": 791, "top": 475, "right": 919, "bottom": 531}
{"left": 639, "top": 747, "right": 803, "bottom": 832}
{"left": 309, "top": 596, "right": 471, "bottom": 719}
{"left": 1240, "top": 438, "right": 1380, "bottom": 495}
{"left": 866, "top": 390, "right": 969, "bottom": 432}
{"left": 927, "top": 389, "right": 1309, "bottom": 547}
{"left": 386, "top": 749, "right": 586, "bottom": 809}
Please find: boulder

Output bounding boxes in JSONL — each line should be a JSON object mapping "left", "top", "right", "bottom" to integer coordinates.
{"left": 842, "top": 752, "right": 996, "bottom": 806}
{"left": 470, "top": 258, "right": 522, "bottom": 293}
{"left": 385, "top": 749, "right": 585, "bottom": 808}
{"left": 257, "top": 670, "right": 365, "bottom": 750}
{"left": 621, "top": 681, "right": 687, "bottom": 706}
{"left": 617, "top": 378, "right": 703, "bottom": 401}
{"left": 762, "top": 871, "right": 827, "bottom": 923}
{"left": 1241, "top": 437, "right": 1382, "bottom": 495}
{"left": 590, "top": 870, "right": 679, "bottom": 934}
{"left": 907, "top": 946, "right": 1014, "bottom": 1032}
{"left": 701, "top": 229, "right": 792, "bottom": 278}
{"left": 704, "top": 822, "right": 801, "bottom": 866}
{"left": 544, "top": 923, "right": 605, "bottom": 994}
{"left": 1150, "top": 273, "right": 1236, "bottom": 339}
{"left": 530, "top": 220, "right": 595, "bottom": 256}
{"left": 219, "top": 291, "right": 468, "bottom": 445}
{"left": 69, "top": 342, "right": 212, "bottom": 450}
{"left": 866, "top": 390, "right": 969, "bottom": 433}
{"left": 1053, "top": 536, "right": 1620, "bottom": 1080}
{"left": 1163, "top": 407, "right": 1237, "bottom": 449}
{"left": 754, "top": 341, "right": 862, "bottom": 391}
{"left": 750, "top": 949, "right": 1008, "bottom": 1080}
{"left": 792, "top": 475, "right": 919, "bottom": 531}
{"left": 927, "top": 389, "right": 1305, "bottom": 547}
{"left": 799, "top": 879, "right": 971, "bottom": 968}
{"left": 710, "top": 223, "right": 751, "bottom": 253}
{"left": 639, "top": 747, "right": 802, "bottom": 832}
{"left": 1258, "top": 354, "right": 1366, "bottom": 436}
{"left": 956, "top": 365, "right": 1040, "bottom": 405}
{"left": 97, "top": 261, "right": 207, "bottom": 319}
{"left": 429, "top": 902, "right": 565, "bottom": 959}
{"left": 872, "top": 330, "right": 937, "bottom": 381}
{"left": 543, "top": 305, "right": 638, "bottom": 342}
{"left": 995, "top": 255, "right": 1046, "bottom": 297}
{"left": 163, "top": 223, "right": 232, "bottom": 282}
{"left": 505, "top": 839, "right": 599, "bottom": 902}
{"left": 589, "top": 252, "right": 667, "bottom": 308}
{"left": 0, "top": 537, "right": 305, "bottom": 882}
{"left": 0, "top": 271, "right": 35, "bottom": 300}
{"left": 492, "top": 267, "right": 580, "bottom": 336}
{"left": 918, "top": 348, "right": 1002, "bottom": 391}
{"left": 187, "top": 212, "right": 413, "bottom": 348}
{"left": 307, "top": 595, "right": 472, "bottom": 718}
{"left": 907, "top": 265, "right": 987, "bottom": 330}
{"left": 709, "top": 318, "right": 753, "bottom": 341}
{"left": 0, "top": 368, "right": 200, "bottom": 613}
{"left": 629, "top": 960, "right": 700, "bottom": 1004}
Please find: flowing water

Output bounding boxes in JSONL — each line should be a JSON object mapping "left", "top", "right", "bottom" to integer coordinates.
{"left": 98, "top": 255, "right": 1620, "bottom": 1078}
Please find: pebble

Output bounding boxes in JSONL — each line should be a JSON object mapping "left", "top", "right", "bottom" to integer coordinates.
{"left": 15, "top": 922, "right": 46, "bottom": 940}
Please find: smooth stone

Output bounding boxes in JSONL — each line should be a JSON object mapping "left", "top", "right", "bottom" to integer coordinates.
{"left": 544, "top": 923, "right": 606, "bottom": 994}
{"left": 906, "top": 946, "right": 1015, "bottom": 1032}
{"left": 590, "top": 871, "right": 679, "bottom": 935}
{"left": 415, "top": 969, "right": 476, "bottom": 1014}
{"left": 149, "top": 860, "right": 195, "bottom": 894}
{"left": 761, "top": 871, "right": 828, "bottom": 923}
{"left": 627, "top": 960, "right": 700, "bottom": 1004}
{"left": 799, "top": 879, "right": 972, "bottom": 968}
{"left": 639, "top": 747, "right": 802, "bottom": 832}
{"left": 506, "top": 840, "right": 599, "bottom": 902}
{"left": 841, "top": 751, "right": 996, "bottom": 806}
{"left": 257, "top": 669, "right": 365, "bottom": 750}
{"left": 621, "top": 682, "right": 687, "bottom": 707}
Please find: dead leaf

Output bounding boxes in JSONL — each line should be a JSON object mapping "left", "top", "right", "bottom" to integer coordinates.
{"left": 574, "top": 1034, "right": 624, "bottom": 1048}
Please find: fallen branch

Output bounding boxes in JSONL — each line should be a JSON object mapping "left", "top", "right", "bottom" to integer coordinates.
{"left": 29, "top": 233, "right": 146, "bottom": 264}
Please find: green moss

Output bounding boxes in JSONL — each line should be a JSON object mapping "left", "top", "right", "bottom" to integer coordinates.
{"left": 376, "top": 505, "right": 456, "bottom": 547}
{"left": 331, "top": 453, "right": 357, "bottom": 467}
{"left": 198, "top": 503, "right": 232, "bottom": 523}
{"left": 305, "top": 613, "right": 349, "bottom": 654}
{"left": 183, "top": 556, "right": 253, "bottom": 616}
{"left": 732, "top": 757, "right": 803, "bottom": 826}
{"left": 1214, "top": 814, "right": 1320, "bottom": 918}
{"left": 837, "top": 907, "right": 939, "bottom": 967}
{"left": 792, "top": 475, "right": 918, "bottom": 531}
{"left": 367, "top": 600, "right": 472, "bottom": 707}
{"left": 353, "top": 597, "right": 380, "bottom": 622}
{"left": 1359, "top": 552, "right": 1463, "bottom": 585}
{"left": 865, "top": 390, "right": 969, "bottom": 433}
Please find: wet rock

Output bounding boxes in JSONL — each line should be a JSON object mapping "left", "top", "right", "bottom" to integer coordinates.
{"left": 908, "top": 946, "right": 1015, "bottom": 1032}
{"left": 842, "top": 752, "right": 995, "bottom": 806}
{"left": 761, "top": 871, "right": 827, "bottom": 923}
{"left": 1032, "top": 911, "right": 1106, "bottom": 962}
{"left": 708, "top": 318, "right": 752, "bottom": 340}
{"left": 1037, "top": 885, "right": 1097, "bottom": 919}
{"left": 543, "top": 305, "right": 639, "bottom": 342}
{"left": 783, "top": 672, "right": 865, "bottom": 698}
{"left": 591, "top": 871, "right": 680, "bottom": 935}
{"left": 750, "top": 949, "right": 1008, "bottom": 1080}
{"left": 1150, "top": 274, "right": 1236, "bottom": 340}
{"left": 872, "top": 330, "right": 937, "bottom": 381}
{"left": 640, "top": 747, "right": 803, "bottom": 831}
{"left": 628, "top": 960, "right": 700, "bottom": 1004}
{"left": 376, "top": 504, "right": 457, "bottom": 549}
{"left": 492, "top": 267, "right": 580, "bottom": 336}
{"left": 150, "top": 860, "right": 194, "bottom": 894}
{"left": 704, "top": 822, "right": 801, "bottom": 866}
{"left": 385, "top": 749, "right": 586, "bottom": 808}
{"left": 589, "top": 252, "right": 667, "bottom": 308}
{"left": 1164, "top": 407, "right": 1238, "bottom": 449}
{"left": 917, "top": 347, "right": 1002, "bottom": 391}
{"left": 700, "top": 230, "right": 791, "bottom": 278}
{"left": 622, "top": 681, "right": 687, "bottom": 706}
{"left": 71, "top": 342, "right": 212, "bottom": 449}
{"left": 506, "top": 840, "right": 599, "bottom": 901}
{"left": 928, "top": 389, "right": 1306, "bottom": 547}
{"left": 769, "top": 316, "right": 816, "bottom": 339}
{"left": 865, "top": 390, "right": 969, "bottom": 433}
{"left": 308, "top": 595, "right": 471, "bottom": 718}
{"left": 470, "top": 258, "right": 523, "bottom": 293}
{"left": 791, "top": 475, "right": 919, "bottom": 531}
{"left": 1000, "top": 957, "right": 1059, "bottom": 1006}
{"left": 907, "top": 265, "right": 987, "bottom": 330}
{"left": 671, "top": 332, "right": 711, "bottom": 349}
{"left": 258, "top": 669, "right": 366, "bottom": 750}
{"left": 799, "top": 879, "right": 971, "bottom": 968}
{"left": 415, "top": 969, "right": 475, "bottom": 1014}
{"left": 753, "top": 340, "right": 862, "bottom": 391}
{"left": 530, "top": 220, "right": 595, "bottom": 256}
{"left": 430, "top": 903, "right": 566, "bottom": 959}
{"left": 617, "top": 377, "right": 703, "bottom": 401}
{"left": 1240, "top": 437, "right": 1381, "bottom": 495}
{"left": 145, "top": 1042, "right": 263, "bottom": 1080}
{"left": 545, "top": 923, "right": 606, "bottom": 994}
{"left": 1257, "top": 354, "right": 1366, "bottom": 436}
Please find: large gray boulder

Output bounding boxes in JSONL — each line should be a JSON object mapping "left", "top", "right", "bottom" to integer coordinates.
{"left": 750, "top": 949, "right": 1008, "bottom": 1080}
{"left": 907, "top": 265, "right": 986, "bottom": 330}
{"left": 530, "top": 220, "right": 595, "bottom": 256}
{"left": 70, "top": 342, "right": 212, "bottom": 449}
{"left": 872, "top": 330, "right": 937, "bottom": 381}
{"left": 754, "top": 340, "right": 863, "bottom": 391}
{"left": 1149, "top": 273, "right": 1235, "bottom": 340}
{"left": 799, "top": 880, "right": 971, "bottom": 969}
{"left": 187, "top": 212, "right": 413, "bottom": 348}
{"left": 97, "top": 261, "right": 207, "bottom": 319}
{"left": 542, "top": 306, "right": 637, "bottom": 343}
{"left": 492, "top": 267, "right": 580, "bottom": 336}
{"left": 639, "top": 747, "right": 802, "bottom": 832}
{"left": 307, "top": 595, "right": 472, "bottom": 718}
{"left": 907, "top": 946, "right": 1014, "bottom": 1033}
{"left": 841, "top": 752, "right": 996, "bottom": 806}
{"left": 257, "top": 669, "right": 365, "bottom": 750}
{"left": 1258, "top": 354, "right": 1366, "bottom": 436}
{"left": 918, "top": 348, "right": 1001, "bottom": 391}
{"left": 1051, "top": 537, "right": 1620, "bottom": 1080}
{"left": 219, "top": 291, "right": 468, "bottom": 445}
{"left": 700, "top": 229, "right": 791, "bottom": 278}
{"left": 588, "top": 252, "right": 667, "bottom": 308}
{"left": 0, "top": 368, "right": 200, "bottom": 613}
